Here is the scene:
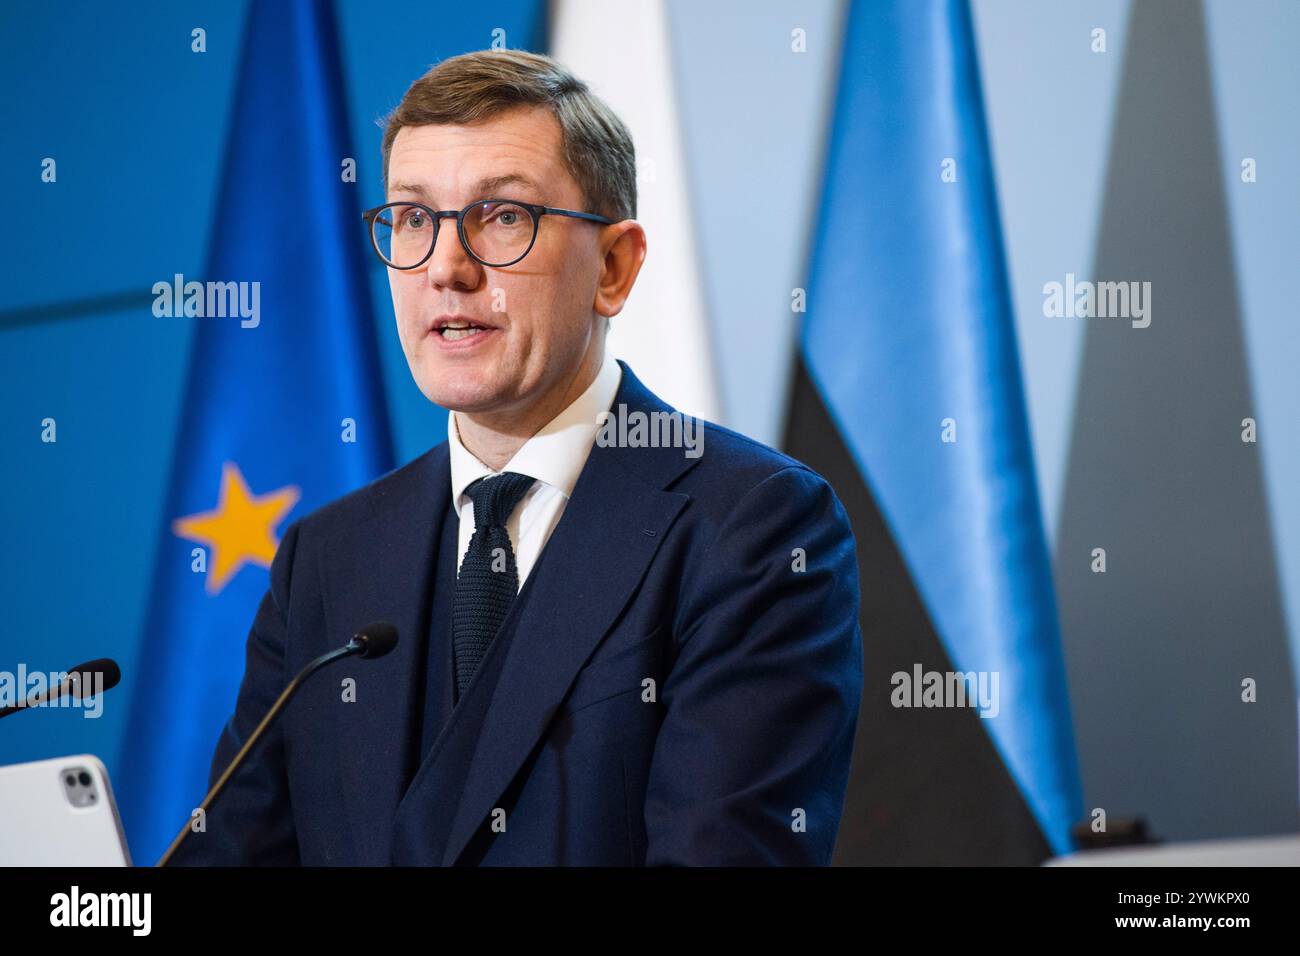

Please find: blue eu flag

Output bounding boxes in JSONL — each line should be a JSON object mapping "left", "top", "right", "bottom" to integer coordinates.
{"left": 117, "top": 0, "right": 393, "bottom": 865}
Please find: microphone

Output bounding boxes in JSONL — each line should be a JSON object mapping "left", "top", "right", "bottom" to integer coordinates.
{"left": 350, "top": 622, "right": 399, "bottom": 660}
{"left": 0, "top": 658, "right": 121, "bottom": 719}
{"left": 156, "top": 622, "right": 399, "bottom": 867}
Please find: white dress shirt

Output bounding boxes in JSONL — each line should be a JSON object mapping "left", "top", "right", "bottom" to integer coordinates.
{"left": 447, "top": 351, "right": 622, "bottom": 589}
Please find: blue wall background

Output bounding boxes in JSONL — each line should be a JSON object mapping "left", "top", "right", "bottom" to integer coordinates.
{"left": 0, "top": 0, "right": 546, "bottom": 782}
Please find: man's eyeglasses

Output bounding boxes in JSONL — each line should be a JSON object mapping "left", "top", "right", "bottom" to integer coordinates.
{"left": 361, "top": 199, "right": 614, "bottom": 269}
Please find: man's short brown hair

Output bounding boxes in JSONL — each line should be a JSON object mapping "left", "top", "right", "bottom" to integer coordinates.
{"left": 380, "top": 50, "right": 636, "bottom": 223}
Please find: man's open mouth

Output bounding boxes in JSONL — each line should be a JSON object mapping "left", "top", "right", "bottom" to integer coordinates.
{"left": 434, "top": 318, "right": 495, "bottom": 341}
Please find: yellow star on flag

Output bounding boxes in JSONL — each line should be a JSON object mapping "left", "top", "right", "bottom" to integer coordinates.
{"left": 172, "top": 461, "right": 301, "bottom": 595}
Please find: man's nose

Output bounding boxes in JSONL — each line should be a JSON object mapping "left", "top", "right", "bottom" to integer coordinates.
{"left": 425, "top": 218, "right": 482, "bottom": 290}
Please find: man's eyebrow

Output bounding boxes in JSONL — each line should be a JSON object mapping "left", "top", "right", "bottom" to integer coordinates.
{"left": 388, "top": 181, "right": 433, "bottom": 200}
{"left": 387, "top": 174, "right": 543, "bottom": 205}
{"left": 472, "top": 173, "right": 543, "bottom": 196}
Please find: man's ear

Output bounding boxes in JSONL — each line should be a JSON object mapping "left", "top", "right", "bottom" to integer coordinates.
{"left": 594, "top": 220, "right": 646, "bottom": 321}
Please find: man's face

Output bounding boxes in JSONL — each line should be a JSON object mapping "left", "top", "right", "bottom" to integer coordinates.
{"left": 384, "top": 106, "right": 607, "bottom": 419}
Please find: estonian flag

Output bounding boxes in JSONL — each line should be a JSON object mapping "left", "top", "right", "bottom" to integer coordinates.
{"left": 786, "top": 0, "right": 1084, "bottom": 861}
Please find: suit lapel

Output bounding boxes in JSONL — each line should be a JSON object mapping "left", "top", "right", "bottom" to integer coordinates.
{"left": 436, "top": 363, "right": 699, "bottom": 865}
{"left": 324, "top": 444, "right": 450, "bottom": 865}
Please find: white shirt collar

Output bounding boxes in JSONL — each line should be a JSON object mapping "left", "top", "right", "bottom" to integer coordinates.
{"left": 448, "top": 351, "right": 622, "bottom": 508}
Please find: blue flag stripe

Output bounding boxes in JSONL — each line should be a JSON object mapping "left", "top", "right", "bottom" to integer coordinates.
{"left": 801, "top": 0, "right": 1083, "bottom": 854}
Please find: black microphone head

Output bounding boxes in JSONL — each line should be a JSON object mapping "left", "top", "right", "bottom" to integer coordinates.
{"left": 352, "top": 622, "right": 398, "bottom": 659}
{"left": 65, "top": 658, "right": 121, "bottom": 698}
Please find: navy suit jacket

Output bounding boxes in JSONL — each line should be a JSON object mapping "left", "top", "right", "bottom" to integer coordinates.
{"left": 172, "top": 361, "right": 863, "bottom": 866}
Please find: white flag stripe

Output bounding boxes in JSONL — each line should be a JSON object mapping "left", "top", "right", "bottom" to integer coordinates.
{"left": 550, "top": 0, "right": 722, "bottom": 423}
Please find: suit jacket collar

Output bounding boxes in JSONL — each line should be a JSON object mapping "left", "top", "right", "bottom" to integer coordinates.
{"left": 325, "top": 441, "right": 451, "bottom": 864}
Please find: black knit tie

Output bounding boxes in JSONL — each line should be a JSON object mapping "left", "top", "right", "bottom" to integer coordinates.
{"left": 451, "top": 471, "right": 536, "bottom": 700}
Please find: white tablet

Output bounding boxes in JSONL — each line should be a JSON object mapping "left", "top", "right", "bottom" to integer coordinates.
{"left": 0, "top": 754, "right": 132, "bottom": 866}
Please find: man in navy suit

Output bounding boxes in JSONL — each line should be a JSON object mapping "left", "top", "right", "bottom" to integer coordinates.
{"left": 172, "top": 49, "right": 862, "bottom": 866}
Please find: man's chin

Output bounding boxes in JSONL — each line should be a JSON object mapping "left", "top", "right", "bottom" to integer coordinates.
{"left": 419, "top": 371, "right": 513, "bottom": 415}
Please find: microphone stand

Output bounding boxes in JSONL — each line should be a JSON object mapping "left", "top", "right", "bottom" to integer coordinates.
{"left": 156, "top": 636, "right": 376, "bottom": 867}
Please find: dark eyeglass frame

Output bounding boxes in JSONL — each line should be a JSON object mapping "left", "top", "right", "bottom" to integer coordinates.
{"left": 361, "top": 198, "right": 614, "bottom": 269}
